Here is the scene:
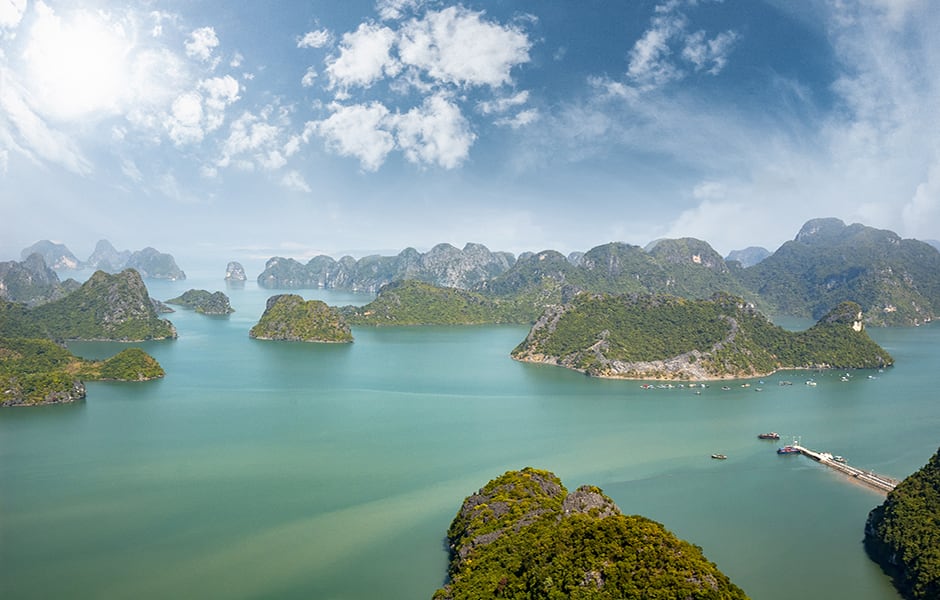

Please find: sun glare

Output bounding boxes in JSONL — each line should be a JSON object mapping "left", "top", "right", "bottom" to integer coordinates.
{"left": 23, "top": 4, "right": 134, "bottom": 122}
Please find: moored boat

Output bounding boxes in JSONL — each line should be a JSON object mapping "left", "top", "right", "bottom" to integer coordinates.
{"left": 777, "top": 445, "right": 800, "bottom": 454}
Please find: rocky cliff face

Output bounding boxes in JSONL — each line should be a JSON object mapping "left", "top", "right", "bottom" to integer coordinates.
{"left": 0, "top": 254, "right": 68, "bottom": 305}
{"left": 86, "top": 239, "right": 132, "bottom": 272}
{"left": 20, "top": 240, "right": 82, "bottom": 270}
{"left": 225, "top": 261, "right": 247, "bottom": 282}
{"left": 257, "top": 243, "right": 515, "bottom": 292}
{"left": 125, "top": 248, "right": 186, "bottom": 280}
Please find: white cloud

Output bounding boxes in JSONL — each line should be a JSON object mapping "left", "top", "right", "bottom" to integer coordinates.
{"left": 230, "top": 52, "right": 243, "bottom": 68}
{"left": 902, "top": 161, "right": 940, "bottom": 239}
{"left": 301, "top": 66, "right": 318, "bottom": 87}
{"left": 398, "top": 6, "right": 530, "bottom": 88}
{"left": 495, "top": 108, "right": 540, "bottom": 129}
{"left": 326, "top": 22, "right": 399, "bottom": 90}
{"left": 627, "top": 11, "right": 686, "bottom": 89}
{"left": 185, "top": 26, "right": 219, "bottom": 62}
{"left": 166, "top": 92, "right": 205, "bottom": 145}
{"left": 394, "top": 94, "right": 474, "bottom": 169}
{"left": 682, "top": 29, "right": 737, "bottom": 75}
{"left": 0, "top": 67, "right": 92, "bottom": 174}
{"left": 376, "top": 0, "right": 425, "bottom": 21}
{"left": 477, "top": 90, "right": 529, "bottom": 115}
{"left": 297, "top": 29, "right": 331, "bottom": 49}
{"left": 200, "top": 75, "right": 240, "bottom": 130}
{"left": 313, "top": 102, "right": 394, "bottom": 171}
{"left": 281, "top": 170, "right": 312, "bottom": 192}
{"left": 626, "top": 1, "right": 737, "bottom": 91}
{"left": 0, "top": 0, "right": 26, "bottom": 30}
{"left": 214, "top": 107, "right": 300, "bottom": 173}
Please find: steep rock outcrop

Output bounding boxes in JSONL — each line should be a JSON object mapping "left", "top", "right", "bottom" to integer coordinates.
{"left": 125, "top": 247, "right": 186, "bottom": 280}
{"left": 257, "top": 243, "right": 515, "bottom": 292}
{"left": 249, "top": 294, "right": 352, "bottom": 342}
{"left": 20, "top": 240, "right": 82, "bottom": 270}
{"left": 166, "top": 289, "right": 234, "bottom": 315}
{"left": 86, "top": 239, "right": 131, "bottom": 272}
{"left": 434, "top": 467, "right": 749, "bottom": 600}
{"left": 225, "top": 261, "right": 247, "bottom": 282}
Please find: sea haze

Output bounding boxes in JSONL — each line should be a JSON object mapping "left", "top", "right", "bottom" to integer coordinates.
{"left": 1, "top": 274, "right": 937, "bottom": 599}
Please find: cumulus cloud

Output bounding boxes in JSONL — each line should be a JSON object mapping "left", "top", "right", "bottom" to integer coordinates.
{"left": 313, "top": 102, "right": 395, "bottom": 171}
{"left": 397, "top": 6, "right": 531, "bottom": 87}
{"left": 0, "top": 0, "right": 26, "bottom": 30}
{"left": 394, "top": 93, "right": 474, "bottom": 168}
{"left": 301, "top": 67, "right": 318, "bottom": 87}
{"left": 297, "top": 29, "right": 331, "bottom": 48}
{"left": 185, "top": 26, "right": 219, "bottom": 62}
{"left": 326, "top": 22, "right": 399, "bottom": 90}
{"left": 314, "top": 5, "right": 532, "bottom": 168}
{"left": 213, "top": 106, "right": 301, "bottom": 173}
{"left": 163, "top": 76, "right": 239, "bottom": 146}
{"left": 165, "top": 92, "right": 205, "bottom": 145}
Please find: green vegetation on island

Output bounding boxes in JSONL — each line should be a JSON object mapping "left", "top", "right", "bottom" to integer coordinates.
{"left": 512, "top": 293, "right": 893, "bottom": 380}
{"left": 0, "top": 270, "right": 177, "bottom": 342}
{"left": 343, "top": 280, "right": 532, "bottom": 325}
{"left": 865, "top": 447, "right": 940, "bottom": 600}
{"left": 166, "top": 289, "right": 234, "bottom": 315}
{"left": 250, "top": 294, "right": 352, "bottom": 343}
{"left": 0, "top": 337, "right": 164, "bottom": 407}
{"left": 740, "top": 218, "right": 940, "bottom": 326}
{"left": 434, "top": 467, "right": 749, "bottom": 600}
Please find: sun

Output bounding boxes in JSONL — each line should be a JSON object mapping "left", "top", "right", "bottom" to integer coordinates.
{"left": 22, "top": 2, "right": 135, "bottom": 122}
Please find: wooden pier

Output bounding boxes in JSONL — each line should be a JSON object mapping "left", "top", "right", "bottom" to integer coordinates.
{"left": 793, "top": 444, "right": 899, "bottom": 493}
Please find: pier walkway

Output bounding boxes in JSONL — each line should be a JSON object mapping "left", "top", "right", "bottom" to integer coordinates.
{"left": 792, "top": 444, "right": 899, "bottom": 493}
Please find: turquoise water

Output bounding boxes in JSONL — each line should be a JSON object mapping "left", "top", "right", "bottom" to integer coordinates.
{"left": 2, "top": 276, "right": 938, "bottom": 599}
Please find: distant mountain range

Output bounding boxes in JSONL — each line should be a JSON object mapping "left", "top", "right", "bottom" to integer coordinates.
{"left": 18, "top": 239, "right": 186, "bottom": 280}
{"left": 300, "top": 219, "right": 940, "bottom": 326}
{"left": 6, "top": 219, "right": 940, "bottom": 326}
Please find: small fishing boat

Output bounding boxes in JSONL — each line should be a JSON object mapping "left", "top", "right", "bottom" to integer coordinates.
{"left": 758, "top": 432, "right": 781, "bottom": 440}
{"left": 711, "top": 454, "right": 728, "bottom": 460}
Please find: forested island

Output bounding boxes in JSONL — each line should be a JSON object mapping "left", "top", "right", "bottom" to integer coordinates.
{"left": 865, "top": 447, "right": 940, "bottom": 600}
{"left": 0, "top": 269, "right": 177, "bottom": 341}
{"left": 511, "top": 294, "right": 893, "bottom": 380}
{"left": 0, "top": 337, "right": 163, "bottom": 406}
{"left": 166, "top": 289, "right": 234, "bottom": 315}
{"left": 434, "top": 467, "right": 749, "bottom": 600}
{"left": 250, "top": 294, "right": 352, "bottom": 343}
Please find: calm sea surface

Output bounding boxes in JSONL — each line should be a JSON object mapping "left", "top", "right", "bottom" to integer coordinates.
{"left": 2, "top": 273, "right": 938, "bottom": 599}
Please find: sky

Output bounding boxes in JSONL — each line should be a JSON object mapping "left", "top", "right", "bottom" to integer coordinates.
{"left": 2, "top": 0, "right": 940, "bottom": 269}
